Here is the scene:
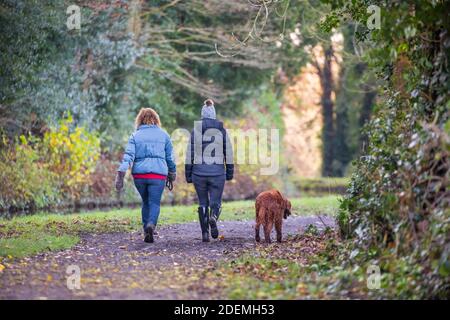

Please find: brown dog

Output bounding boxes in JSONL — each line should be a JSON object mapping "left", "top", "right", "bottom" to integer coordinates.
{"left": 255, "top": 190, "right": 292, "bottom": 243}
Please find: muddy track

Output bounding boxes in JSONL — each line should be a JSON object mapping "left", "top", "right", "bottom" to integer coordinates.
{"left": 0, "top": 216, "right": 335, "bottom": 300}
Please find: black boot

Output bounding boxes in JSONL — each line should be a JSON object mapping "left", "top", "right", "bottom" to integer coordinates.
{"left": 209, "top": 204, "right": 222, "bottom": 239}
{"left": 198, "top": 207, "right": 209, "bottom": 242}
{"left": 144, "top": 223, "right": 155, "bottom": 243}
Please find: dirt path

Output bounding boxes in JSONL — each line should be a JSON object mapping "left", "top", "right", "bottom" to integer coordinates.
{"left": 0, "top": 216, "right": 334, "bottom": 300}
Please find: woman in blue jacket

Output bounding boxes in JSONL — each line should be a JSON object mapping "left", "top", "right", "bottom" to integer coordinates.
{"left": 115, "top": 108, "right": 176, "bottom": 243}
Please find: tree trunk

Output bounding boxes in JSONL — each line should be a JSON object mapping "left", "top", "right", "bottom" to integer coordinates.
{"left": 359, "top": 82, "right": 376, "bottom": 153}
{"left": 128, "top": 0, "right": 142, "bottom": 39}
{"left": 334, "top": 99, "right": 350, "bottom": 176}
{"left": 320, "top": 45, "right": 335, "bottom": 177}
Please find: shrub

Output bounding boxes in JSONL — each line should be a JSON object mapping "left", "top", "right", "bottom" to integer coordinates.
{"left": 0, "top": 115, "right": 101, "bottom": 213}
{"left": 223, "top": 164, "right": 275, "bottom": 201}
{"left": 323, "top": 0, "right": 450, "bottom": 298}
{"left": 42, "top": 115, "right": 100, "bottom": 200}
{"left": 0, "top": 136, "right": 60, "bottom": 212}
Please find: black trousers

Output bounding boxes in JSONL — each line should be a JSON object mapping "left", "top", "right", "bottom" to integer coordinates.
{"left": 192, "top": 174, "right": 225, "bottom": 208}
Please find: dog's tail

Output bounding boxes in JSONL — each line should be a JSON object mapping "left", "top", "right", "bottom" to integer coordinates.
{"left": 255, "top": 205, "right": 265, "bottom": 242}
{"left": 256, "top": 206, "right": 265, "bottom": 224}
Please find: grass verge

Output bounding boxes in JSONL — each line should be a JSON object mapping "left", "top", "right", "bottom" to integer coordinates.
{"left": 200, "top": 225, "right": 439, "bottom": 299}
{"left": 200, "top": 229, "right": 361, "bottom": 299}
{"left": 292, "top": 177, "right": 349, "bottom": 195}
{"left": 0, "top": 234, "right": 79, "bottom": 259}
{"left": 0, "top": 195, "right": 340, "bottom": 258}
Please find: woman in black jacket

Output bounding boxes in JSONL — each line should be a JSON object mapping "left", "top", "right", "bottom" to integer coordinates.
{"left": 185, "top": 99, "right": 234, "bottom": 242}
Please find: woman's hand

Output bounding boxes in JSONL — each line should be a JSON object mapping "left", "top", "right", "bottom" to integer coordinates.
{"left": 168, "top": 171, "right": 176, "bottom": 182}
{"left": 185, "top": 166, "right": 193, "bottom": 183}
{"left": 115, "top": 171, "right": 126, "bottom": 192}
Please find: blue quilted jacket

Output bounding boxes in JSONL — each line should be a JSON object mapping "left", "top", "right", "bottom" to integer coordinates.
{"left": 117, "top": 124, "right": 176, "bottom": 176}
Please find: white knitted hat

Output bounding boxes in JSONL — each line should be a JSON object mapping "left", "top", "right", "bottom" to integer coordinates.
{"left": 201, "top": 99, "right": 216, "bottom": 119}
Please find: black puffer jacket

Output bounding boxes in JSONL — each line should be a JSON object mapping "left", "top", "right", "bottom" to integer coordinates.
{"left": 185, "top": 118, "right": 234, "bottom": 181}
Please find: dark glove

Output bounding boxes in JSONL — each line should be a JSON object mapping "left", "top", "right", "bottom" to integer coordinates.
{"left": 226, "top": 164, "right": 234, "bottom": 181}
{"left": 168, "top": 171, "right": 176, "bottom": 182}
{"left": 185, "top": 164, "right": 193, "bottom": 183}
{"left": 115, "top": 171, "right": 126, "bottom": 192}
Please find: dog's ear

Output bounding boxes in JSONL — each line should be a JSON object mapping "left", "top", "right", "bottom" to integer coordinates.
{"left": 280, "top": 194, "right": 290, "bottom": 209}
{"left": 283, "top": 199, "right": 291, "bottom": 219}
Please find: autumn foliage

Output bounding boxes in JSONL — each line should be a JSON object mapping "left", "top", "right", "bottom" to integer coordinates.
{"left": 0, "top": 115, "right": 100, "bottom": 213}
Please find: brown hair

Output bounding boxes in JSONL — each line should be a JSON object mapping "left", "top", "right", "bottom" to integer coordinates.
{"left": 204, "top": 98, "right": 214, "bottom": 106}
{"left": 135, "top": 108, "right": 161, "bottom": 129}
